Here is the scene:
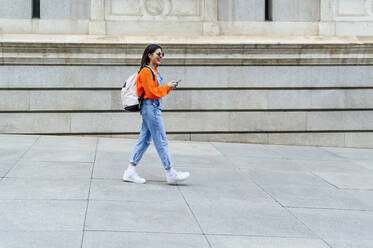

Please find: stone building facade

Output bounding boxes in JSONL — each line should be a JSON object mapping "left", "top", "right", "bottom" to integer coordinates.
{"left": 1, "top": 0, "right": 373, "bottom": 36}
{"left": 0, "top": 0, "right": 373, "bottom": 148}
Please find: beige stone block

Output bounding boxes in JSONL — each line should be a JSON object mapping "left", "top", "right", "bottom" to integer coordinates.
{"left": 0, "top": 113, "right": 70, "bottom": 133}
{"left": 308, "top": 111, "right": 373, "bottom": 131}
{"left": 90, "top": 0, "right": 105, "bottom": 20}
{"left": 219, "top": 21, "right": 319, "bottom": 36}
{"left": 71, "top": 113, "right": 141, "bottom": 133}
{"left": 320, "top": 0, "right": 334, "bottom": 21}
{"left": 343, "top": 111, "right": 373, "bottom": 130}
{"left": 191, "top": 133, "right": 268, "bottom": 144}
{"left": 0, "top": 19, "right": 32, "bottom": 33}
{"left": 318, "top": 22, "right": 336, "bottom": 35}
{"left": 229, "top": 112, "right": 306, "bottom": 132}
{"left": 31, "top": 20, "right": 89, "bottom": 34}
{"left": 335, "top": 22, "right": 373, "bottom": 36}
{"left": 0, "top": 91, "right": 30, "bottom": 111}
{"left": 345, "top": 90, "right": 373, "bottom": 108}
{"left": 307, "top": 112, "right": 345, "bottom": 131}
{"left": 267, "top": 91, "right": 312, "bottom": 109}
{"left": 204, "top": 0, "right": 219, "bottom": 21}
{"left": 106, "top": 21, "right": 203, "bottom": 35}
{"left": 268, "top": 133, "right": 345, "bottom": 147}
{"left": 311, "top": 90, "right": 345, "bottom": 109}
{"left": 89, "top": 21, "right": 106, "bottom": 35}
{"left": 203, "top": 22, "right": 220, "bottom": 36}
{"left": 30, "top": 91, "right": 112, "bottom": 110}
{"left": 345, "top": 133, "right": 373, "bottom": 148}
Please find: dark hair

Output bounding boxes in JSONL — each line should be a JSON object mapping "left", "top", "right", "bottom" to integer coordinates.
{"left": 140, "top": 44, "right": 163, "bottom": 70}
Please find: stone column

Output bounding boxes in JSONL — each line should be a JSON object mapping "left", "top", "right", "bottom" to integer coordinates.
{"left": 203, "top": 0, "right": 220, "bottom": 35}
{"left": 89, "top": 0, "right": 106, "bottom": 34}
{"left": 319, "top": 0, "right": 335, "bottom": 35}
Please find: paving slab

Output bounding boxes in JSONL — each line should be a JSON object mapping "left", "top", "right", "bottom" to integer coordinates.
{"left": 85, "top": 200, "right": 201, "bottom": 234}
{"left": 22, "top": 148, "right": 96, "bottom": 163}
{"left": 21, "top": 136, "right": 97, "bottom": 162}
{"left": 293, "top": 159, "right": 373, "bottom": 175}
{"left": 82, "top": 231, "right": 210, "bottom": 248}
{"left": 90, "top": 179, "right": 182, "bottom": 202}
{"left": 0, "top": 162, "right": 14, "bottom": 177}
{"left": 0, "top": 134, "right": 39, "bottom": 149}
{"left": 313, "top": 172, "right": 373, "bottom": 190}
{"left": 326, "top": 239, "right": 373, "bottom": 248}
{"left": 207, "top": 235, "right": 329, "bottom": 248}
{"left": 212, "top": 142, "right": 283, "bottom": 159}
{"left": 351, "top": 159, "right": 373, "bottom": 172}
{"left": 262, "top": 184, "right": 370, "bottom": 210}
{"left": 342, "top": 190, "right": 373, "bottom": 211}
{"left": 0, "top": 178, "right": 90, "bottom": 200}
{"left": 265, "top": 145, "right": 345, "bottom": 161}
{"left": 0, "top": 134, "right": 38, "bottom": 163}
{"left": 323, "top": 147, "right": 373, "bottom": 161}
{"left": 289, "top": 208, "right": 373, "bottom": 241}
{"left": 0, "top": 149, "right": 28, "bottom": 163}
{"left": 0, "top": 231, "right": 82, "bottom": 248}
{"left": 182, "top": 199, "right": 314, "bottom": 237}
{"left": 6, "top": 161, "right": 93, "bottom": 179}
{"left": 232, "top": 157, "right": 307, "bottom": 172}
{"left": 0, "top": 200, "right": 86, "bottom": 231}
{"left": 245, "top": 170, "right": 331, "bottom": 188}
{"left": 178, "top": 167, "right": 275, "bottom": 204}
{"left": 1, "top": 134, "right": 372, "bottom": 247}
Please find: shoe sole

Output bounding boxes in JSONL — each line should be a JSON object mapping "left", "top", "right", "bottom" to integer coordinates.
{"left": 167, "top": 176, "right": 189, "bottom": 185}
{"left": 122, "top": 178, "right": 146, "bottom": 184}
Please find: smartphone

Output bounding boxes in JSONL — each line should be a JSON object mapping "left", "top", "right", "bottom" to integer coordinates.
{"left": 176, "top": 80, "right": 182, "bottom": 84}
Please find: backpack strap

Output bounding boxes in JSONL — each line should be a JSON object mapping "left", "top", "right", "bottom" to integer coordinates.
{"left": 139, "top": 65, "right": 156, "bottom": 81}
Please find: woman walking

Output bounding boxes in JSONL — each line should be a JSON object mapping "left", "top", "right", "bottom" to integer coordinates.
{"left": 123, "top": 44, "right": 190, "bottom": 184}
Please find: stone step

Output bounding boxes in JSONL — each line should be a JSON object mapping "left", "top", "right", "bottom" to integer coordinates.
{"left": 1, "top": 65, "right": 373, "bottom": 88}
{"left": 0, "top": 111, "right": 372, "bottom": 134}
{"left": 0, "top": 89, "right": 373, "bottom": 111}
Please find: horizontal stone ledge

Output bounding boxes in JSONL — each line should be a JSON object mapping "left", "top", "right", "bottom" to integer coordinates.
{"left": 1, "top": 89, "right": 373, "bottom": 111}
{"left": 2, "top": 65, "right": 373, "bottom": 88}
{"left": 1, "top": 35, "right": 373, "bottom": 65}
{"left": 0, "top": 111, "right": 372, "bottom": 133}
{"left": 2, "top": 131, "right": 373, "bottom": 149}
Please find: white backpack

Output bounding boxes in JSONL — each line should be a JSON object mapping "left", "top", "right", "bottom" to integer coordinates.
{"left": 121, "top": 66, "right": 154, "bottom": 111}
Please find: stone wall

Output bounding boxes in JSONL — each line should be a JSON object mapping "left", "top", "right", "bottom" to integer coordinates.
{"left": 0, "top": 0, "right": 373, "bottom": 36}
{"left": 0, "top": 35, "right": 372, "bottom": 148}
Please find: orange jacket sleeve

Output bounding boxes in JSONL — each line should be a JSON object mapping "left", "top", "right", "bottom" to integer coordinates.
{"left": 137, "top": 68, "right": 170, "bottom": 99}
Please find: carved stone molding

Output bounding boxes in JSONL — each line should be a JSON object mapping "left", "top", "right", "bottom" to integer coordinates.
{"left": 105, "top": 0, "right": 204, "bottom": 21}
{"left": 334, "top": 0, "right": 373, "bottom": 20}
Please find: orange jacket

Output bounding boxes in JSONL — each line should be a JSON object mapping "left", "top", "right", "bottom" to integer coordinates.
{"left": 136, "top": 66, "right": 170, "bottom": 99}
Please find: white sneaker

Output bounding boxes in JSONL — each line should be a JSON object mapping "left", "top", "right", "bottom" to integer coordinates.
{"left": 166, "top": 170, "right": 190, "bottom": 185}
{"left": 122, "top": 170, "right": 146, "bottom": 184}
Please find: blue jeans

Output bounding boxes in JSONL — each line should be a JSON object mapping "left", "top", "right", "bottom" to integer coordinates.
{"left": 129, "top": 99, "right": 172, "bottom": 169}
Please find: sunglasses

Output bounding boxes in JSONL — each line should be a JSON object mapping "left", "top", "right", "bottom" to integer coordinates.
{"left": 155, "top": 51, "right": 165, "bottom": 57}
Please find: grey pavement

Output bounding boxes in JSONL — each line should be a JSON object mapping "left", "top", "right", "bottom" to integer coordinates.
{"left": 0, "top": 134, "right": 373, "bottom": 248}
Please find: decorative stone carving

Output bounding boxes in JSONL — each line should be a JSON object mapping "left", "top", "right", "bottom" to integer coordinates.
{"left": 143, "top": 0, "right": 170, "bottom": 16}
{"left": 105, "top": 0, "right": 203, "bottom": 20}
{"left": 333, "top": 0, "right": 373, "bottom": 20}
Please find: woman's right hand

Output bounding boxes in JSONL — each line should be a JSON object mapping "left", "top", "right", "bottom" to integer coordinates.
{"left": 168, "top": 80, "right": 178, "bottom": 90}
